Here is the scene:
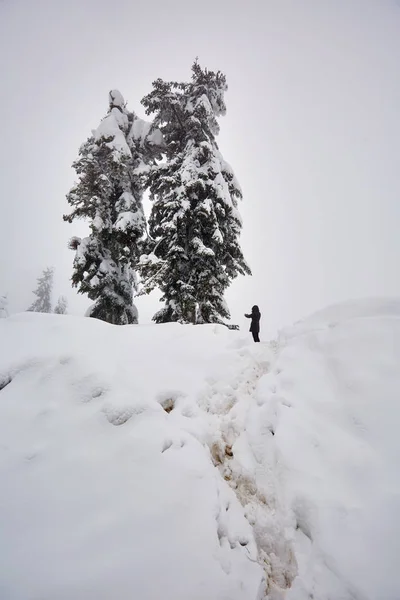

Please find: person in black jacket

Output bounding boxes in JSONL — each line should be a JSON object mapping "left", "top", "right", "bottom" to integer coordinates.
{"left": 245, "top": 305, "right": 261, "bottom": 342}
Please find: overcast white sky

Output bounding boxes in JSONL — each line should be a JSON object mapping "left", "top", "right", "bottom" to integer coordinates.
{"left": 0, "top": 0, "right": 399, "bottom": 337}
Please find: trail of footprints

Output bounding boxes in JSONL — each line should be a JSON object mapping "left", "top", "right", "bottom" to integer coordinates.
{"left": 32, "top": 347, "right": 297, "bottom": 596}
{"left": 205, "top": 347, "right": 297, "bottom": 598}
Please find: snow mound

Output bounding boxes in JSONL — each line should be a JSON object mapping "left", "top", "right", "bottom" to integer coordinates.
{"left": 266, "top": 298, "right": 400, "bottom": 599}
{"left": 0, "top": 299, "right": 399, "bottom": 600}
{"left": 284, "top": 297, "right": 400, "bottom": 338}
{"left": 0, "top": 314, "right": 265, "bottom": 600}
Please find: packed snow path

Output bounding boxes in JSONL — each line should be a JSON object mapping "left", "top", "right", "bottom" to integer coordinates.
{"left": 0, "top": 299, "right": 399, "bottom": 600}
{"left": 199, "top": 342, "right": 297, "bottom": 598}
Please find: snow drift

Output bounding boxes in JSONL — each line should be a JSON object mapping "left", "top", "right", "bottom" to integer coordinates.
{"left": 0, "top": 299, "right": 399, "bottom": 600}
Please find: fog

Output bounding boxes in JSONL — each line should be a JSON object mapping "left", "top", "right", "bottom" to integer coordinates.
{"left": 1, "top": 0, "right": 399, "bottom": 337}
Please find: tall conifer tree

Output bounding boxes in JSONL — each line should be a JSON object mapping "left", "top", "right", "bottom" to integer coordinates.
{"left": 139, "top": 63, "right": 251, "bottom": 324}
{"left": 64, "top": 90, "right": 161, "bottom": 325}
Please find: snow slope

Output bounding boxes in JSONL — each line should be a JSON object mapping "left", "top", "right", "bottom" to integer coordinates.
{"left": 0, "top": 299, "right": 399, "bottom": 599}
{"left": 252, "top": 299, "right": 400, "bottom": 600}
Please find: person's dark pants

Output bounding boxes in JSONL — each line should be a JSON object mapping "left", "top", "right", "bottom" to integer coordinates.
{"left": 252, "top": 331, "right": 260, "bottom": 342}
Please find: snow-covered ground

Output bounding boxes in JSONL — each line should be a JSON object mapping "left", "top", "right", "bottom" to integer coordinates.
{"left": 0, "top": 299, "right": 399, "bottom": 599}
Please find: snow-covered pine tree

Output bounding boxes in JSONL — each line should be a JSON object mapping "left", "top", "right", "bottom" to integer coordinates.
{"left": 64, "top": 90, "right": 162, "bottom": 325}
{"left": 0, "top": 294, "right": 8, "bottom": 318}
{"left": 54, "top": 296, "right": 68, "bottom": 314}
{"left": 139, "top": 62, "right": 251, "bottom": 324}
{"left": 28, "top": 267, "right": 54, "bottom": 313}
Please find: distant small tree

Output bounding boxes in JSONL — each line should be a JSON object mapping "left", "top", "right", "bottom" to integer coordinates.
{"left": 54, "top": 295, "right": 68, "bottom": 315}
{"left": 0, "top": 294, "right": 8, "bottom": 318}
{"left": 28, "top": 268, "right": 54, "bottom": 313}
